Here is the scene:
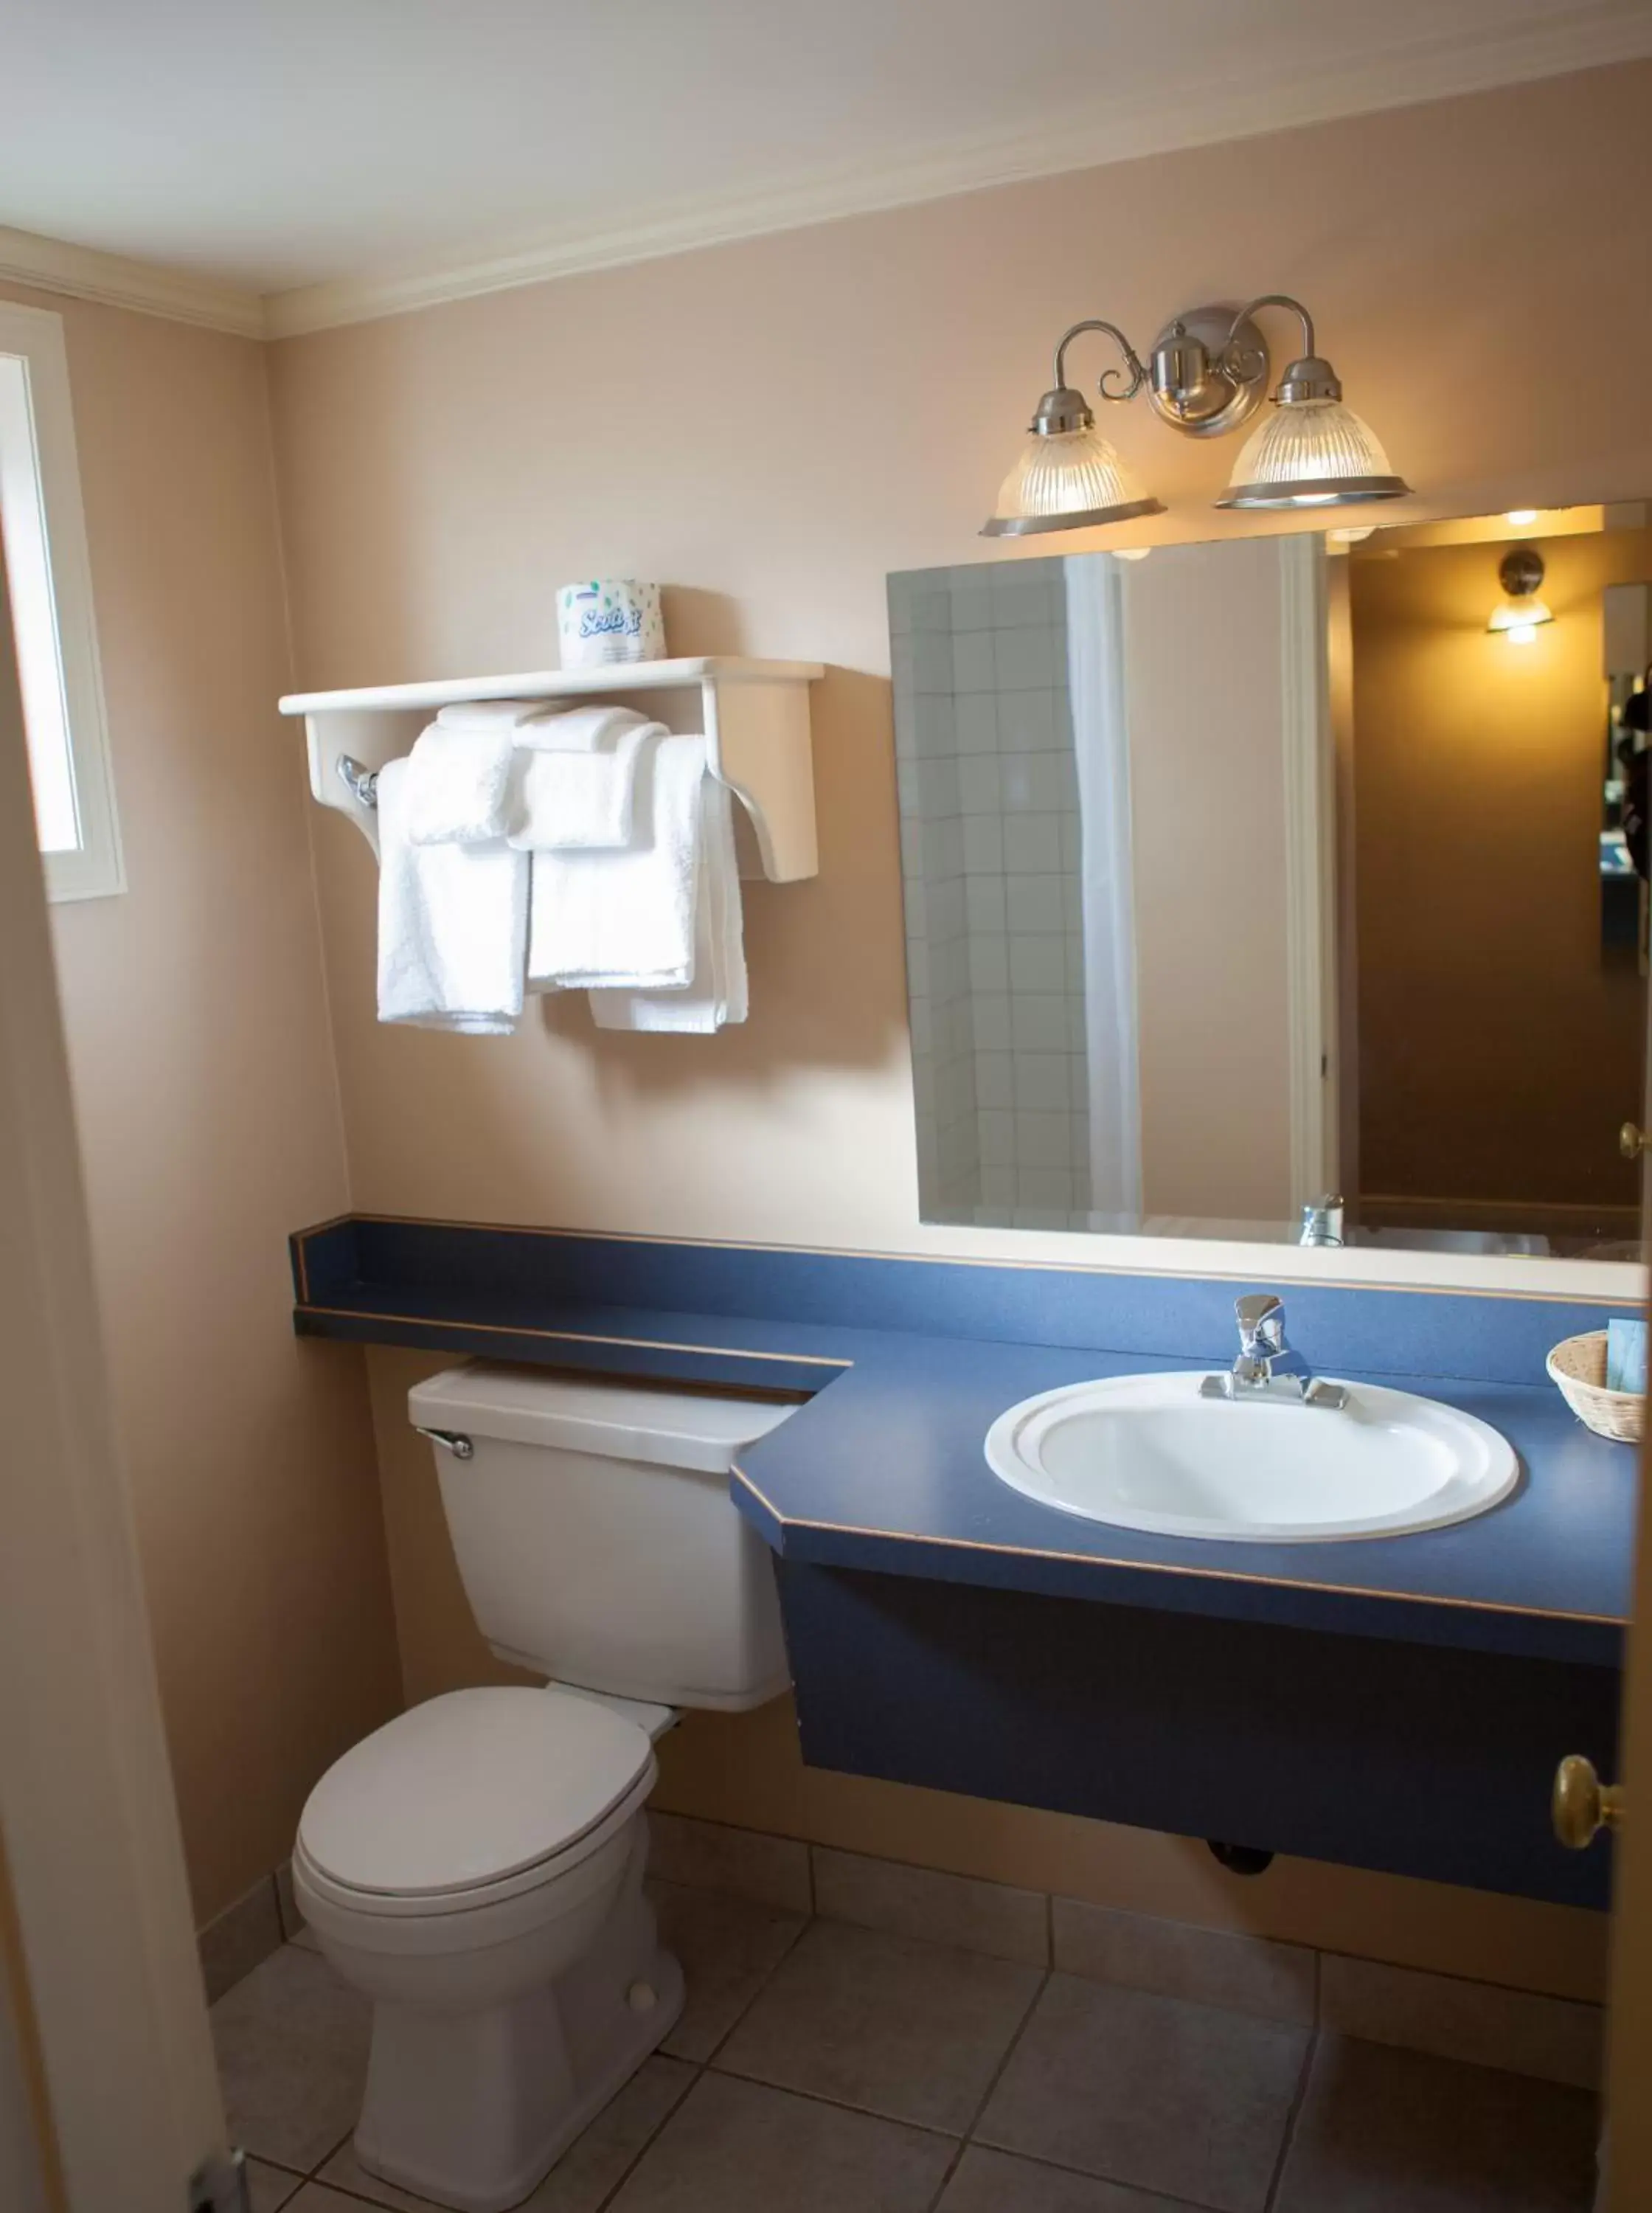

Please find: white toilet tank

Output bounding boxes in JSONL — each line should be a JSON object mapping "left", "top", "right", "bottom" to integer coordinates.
{"left": 407, "top": 1365, "right": 798, "bottom": 1710}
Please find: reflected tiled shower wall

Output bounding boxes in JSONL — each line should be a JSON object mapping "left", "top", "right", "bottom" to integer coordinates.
{"left": 892, "top": 560, "right": 1092, "bottom": 1227}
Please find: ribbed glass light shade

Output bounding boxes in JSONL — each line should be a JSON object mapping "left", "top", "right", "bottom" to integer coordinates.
{"left": 982, "top": 426, "right": 1164, "bottom": 537}
{"left": 1488, "top": 595, "right": 1555, "bottom": 642}
{"left": 1216, "top": 397, "right": 1409, "bottom": 510}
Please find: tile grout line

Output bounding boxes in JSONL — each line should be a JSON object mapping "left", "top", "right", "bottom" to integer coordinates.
{"left": 298, "top": 2181, "right": 392, "bottom": 2211}
{"left": 1261, "top": 2024, "right": 1319, "bottom": 2213}
{"left": 948, "top": 1987, "right": 1240, "bottom": 2213}
{"left": 690, "top": 1901, "right": 815, "bottom": 2072}
{"left": 702, "top": 2057, "right": 969, "bottom": 2144}
{"left": 306, "top": 2127, "right": 355, "bottom": 2182}
{"left": 589, "top": 2055, "right": 707, "bottom": 2213}
{"left": 920, "top": 1966, "right": 1051, "bottom": 2213}
{"left": 951, "top": 2135, "right": 1237, "bottom": 2213}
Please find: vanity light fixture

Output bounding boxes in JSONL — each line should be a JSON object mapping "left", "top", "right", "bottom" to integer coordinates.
{"left": 983, "top": 295, "right": 1409, "bottom": 536}
{"left": 1487, "top": 547, "right": 1554, "bottom": 645}
{"left": 1506, "top": 509, "right": 1539, "bottom": 527}
{"left": 1214, "top": 298, "right": 1411, "bottom": 511}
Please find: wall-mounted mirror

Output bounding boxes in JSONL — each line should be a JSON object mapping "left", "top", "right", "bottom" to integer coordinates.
{"left": 890, "top": 504, "right": 1652, "bottom": 1260}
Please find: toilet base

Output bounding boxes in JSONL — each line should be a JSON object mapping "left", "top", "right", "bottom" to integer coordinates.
{"left": 347, "top": 1838, "right": 684, "bottom": 2213}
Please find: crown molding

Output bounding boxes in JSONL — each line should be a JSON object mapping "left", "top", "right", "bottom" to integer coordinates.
{"left": 0, "top": 224, "right": 265, "bottom": 339}
{"left": 264, "top": 2, "right": 1652, "bottom": 339}
{"left": 6, "top": 4, "right": 1650, "bottom": 344}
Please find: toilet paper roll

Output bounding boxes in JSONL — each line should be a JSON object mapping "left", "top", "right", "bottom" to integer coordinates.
{"left": 557, "top": 580, "right": 665, "bottom": 668}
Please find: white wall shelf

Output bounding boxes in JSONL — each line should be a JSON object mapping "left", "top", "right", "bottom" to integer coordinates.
{"left": 278, "top": 656, "right": 825, "bottom": 882}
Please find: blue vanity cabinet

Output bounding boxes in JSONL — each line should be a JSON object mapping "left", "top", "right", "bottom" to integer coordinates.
{"left": 772, "top": 1557, "right": 1617, "bottom": 1908}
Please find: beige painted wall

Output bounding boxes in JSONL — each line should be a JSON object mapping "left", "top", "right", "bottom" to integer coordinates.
{"left": 0, "top": 279, "right": 404, "bottom": 1928}
{"left": 260, "top": 65, "right": 1652, "bottom": 2004}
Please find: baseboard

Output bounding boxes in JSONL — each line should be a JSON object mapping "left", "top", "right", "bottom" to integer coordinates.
{"left": 197, "top": 1860, "right": 313, "bottom": 2004}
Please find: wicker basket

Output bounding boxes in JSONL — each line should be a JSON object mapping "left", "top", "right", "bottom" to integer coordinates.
{"left": 1546, "top": 1331, "right": 1645, "bottom": 1444}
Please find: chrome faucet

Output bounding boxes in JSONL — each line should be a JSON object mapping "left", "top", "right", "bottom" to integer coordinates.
{"left": 1200, "top": 1294, "right": 1347, "bottom": 1409}
{"left": 1298, "top": 1194, "right": 1345, "bottom": 1247}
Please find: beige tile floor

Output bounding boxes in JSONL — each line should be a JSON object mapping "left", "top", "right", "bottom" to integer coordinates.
{"left": 219, "top": 1880, "right": 1599, "bottom": 2213}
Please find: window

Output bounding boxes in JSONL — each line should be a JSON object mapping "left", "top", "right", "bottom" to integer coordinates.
{"left": 0, "top": 302, "right": 122, "bottom": 901}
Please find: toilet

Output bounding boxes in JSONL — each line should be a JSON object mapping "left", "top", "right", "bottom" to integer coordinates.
{"left": 291, "top": 1365, "right": 799, "bottom": 2213}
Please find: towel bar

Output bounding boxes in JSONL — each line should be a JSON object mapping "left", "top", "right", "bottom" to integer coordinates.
{"left": 280, "top": 657, "right": 824, "bottom": 881}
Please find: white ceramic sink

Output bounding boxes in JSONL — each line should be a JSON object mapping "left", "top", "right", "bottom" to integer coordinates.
{"left": 983, "top": 1371, "right": 1518, "bottom": 1543}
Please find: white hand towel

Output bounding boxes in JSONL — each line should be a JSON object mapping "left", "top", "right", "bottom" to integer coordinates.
{"left": 526, "top": 733, "right": 704, "bottom": 991}
{"left": 403, "top": 721, "right": 516, "bottom": 845}
{"left": 591, "top": 775, "right": 747, "bottom": 1031}
{"left": 435, "top": 699, "right": 558, "bottom": 733}
{"left": 509, "top": 717, "right": 657, "bottom": 850}
{"left": 377, "top": 755, "right": 528, "bottom": 1033}
{"left": 513, "top": 704, "right": 650, "bottom": 752}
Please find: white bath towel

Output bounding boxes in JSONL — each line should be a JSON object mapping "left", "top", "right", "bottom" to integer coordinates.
{"left": 526, "top": 733, "right": 704, "bottom": 991}
{"left": 591, "top": 774, "right": 746, "bottom": 1031}
{"left": 513, "top": 704, "right": 650, "bottom": 753}
{"left": 403, "top": 721, "right": 516, "bottom": 845}
{"left": 376, "top": 755, "right": 528, "bottom": 1034}
{"left": 435, "top": 699, "right": 558, "bottom": 733}
{"left": 509, "top": 717, "right": 659, "bottom": 850}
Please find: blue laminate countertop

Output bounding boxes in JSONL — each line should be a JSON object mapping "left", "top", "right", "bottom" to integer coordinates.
{"left": 290, "top": 1216, "right": 1639, "bottom": 1669}
{"left": 733, "top": 1336, "right": 1634, "bottom": 1669}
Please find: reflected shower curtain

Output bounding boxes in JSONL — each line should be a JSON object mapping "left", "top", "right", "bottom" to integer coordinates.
{"left": 1063, "top": 556, "right": 1143, "bottom": 1226}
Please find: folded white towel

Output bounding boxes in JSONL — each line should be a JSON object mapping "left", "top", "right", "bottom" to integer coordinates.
{"left": 526, "top": 733, "right": 704, "bottom": 991}
{"left": 591, "top": 774, "right": 747, "bottom": 1031}
{"left": 376, "top": 755, "right": 528, "bottom": 1033}
{"left": 403, "top": 721, "right": 516, "bottom": 845}
{"left": 435, "top": 699, "right": 558, "bottom": 733}
{"left": 509, "top": 717, "right": 657, "bottom": 850}
{"left": 513, "top": 703, "right": 651, "bottom": 753}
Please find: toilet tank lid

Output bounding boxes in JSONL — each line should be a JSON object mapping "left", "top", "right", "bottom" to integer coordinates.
{"left": 407, "top": 1365, "right": 801, "bottom": 1474}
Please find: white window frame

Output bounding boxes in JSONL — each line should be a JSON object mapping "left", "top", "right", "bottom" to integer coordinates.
{"left": 0, "top": 302, "right": 123, "bottom": 902}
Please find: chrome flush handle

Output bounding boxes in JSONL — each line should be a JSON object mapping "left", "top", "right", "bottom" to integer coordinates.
{"left": 414, "top": 1425, "right": 474, "bottom": 1460}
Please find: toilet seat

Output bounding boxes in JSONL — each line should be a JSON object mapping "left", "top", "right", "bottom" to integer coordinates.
{"left": 297, "top": 1687, "right": 656, "bottom": 1919}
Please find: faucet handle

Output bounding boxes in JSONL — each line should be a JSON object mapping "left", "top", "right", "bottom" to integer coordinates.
{"left": 1235, "top": 1293, "right": 1284, "bottom": 1354}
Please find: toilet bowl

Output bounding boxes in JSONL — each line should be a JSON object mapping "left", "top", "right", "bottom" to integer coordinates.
{"left": 294, "top": 1686, "right": 684, "bottom": 2213}
{"left": 295, "top": 1370, "right": 798, "bottom": 2213}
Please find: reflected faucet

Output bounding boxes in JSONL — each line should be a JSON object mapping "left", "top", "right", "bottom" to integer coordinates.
{"left": 1298, "top": 1194, "right": 1345, "bottom": 1247}
{"left": 1201, "top": 1294, "right": 1347, "bottom": 1409}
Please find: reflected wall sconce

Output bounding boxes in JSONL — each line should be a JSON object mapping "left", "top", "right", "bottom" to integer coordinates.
{"left": 1488, "top": 547, "right": 1554, "bottom": 644}
{"left": 983, "top": 296, "right": 1411, "bottom": 538}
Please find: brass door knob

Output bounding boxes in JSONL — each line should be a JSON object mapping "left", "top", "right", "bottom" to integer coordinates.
{"left": 1553, "top": 1754, "right": 1624, "bottom": 1849}
{"left": 1621, "top": 1121, "right": 1648, "bottom": 1160}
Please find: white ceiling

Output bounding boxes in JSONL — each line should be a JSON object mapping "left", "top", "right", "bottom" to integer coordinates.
{"left": 2, "top": 0, "right": 1650, "bottom": 330}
